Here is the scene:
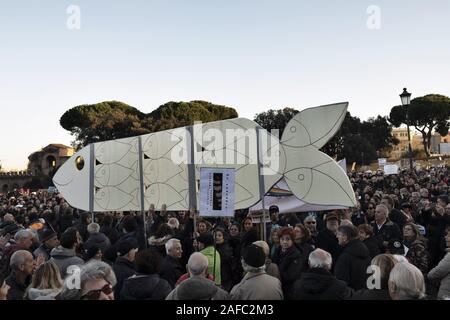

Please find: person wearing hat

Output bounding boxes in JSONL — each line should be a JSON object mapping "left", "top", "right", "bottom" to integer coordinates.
{"left": 197, "top": 233, "right": 221, "bottom": 286}
{"left": 316, "top": 212, "right": 342, "bottom": 266}
{"left": 33, "top": 228, "right": 59, "bottom": 261}
{"left": 230, "top": 244, "right": 283, "bottom": 300}
{"left": 112, "top": 238, "right": 138, "bottom": 300}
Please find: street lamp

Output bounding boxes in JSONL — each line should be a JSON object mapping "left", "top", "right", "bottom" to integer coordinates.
{"left": 400, "top": 88, "right": 413, "bottom": 171}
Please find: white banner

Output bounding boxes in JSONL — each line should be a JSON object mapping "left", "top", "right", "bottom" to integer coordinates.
{"left": 378, "top": 158, "right": 387, "bottom": 166}
{"left": 199, "top": 168, "right": 235, "bottom": 217}
{"left": 384, "top": 164, "right": 399, "bottom": 175}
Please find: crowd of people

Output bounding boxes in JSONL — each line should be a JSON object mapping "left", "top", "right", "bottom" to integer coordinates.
{"left": 0, "top": 165, "right": 449, "bottom": 300}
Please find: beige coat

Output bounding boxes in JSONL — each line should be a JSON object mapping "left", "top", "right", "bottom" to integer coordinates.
{"left": 230, "top": 272, "right": 283, "bottom": 300}
{"left": 428, "top": 251, "right": 450, "bottom": 300}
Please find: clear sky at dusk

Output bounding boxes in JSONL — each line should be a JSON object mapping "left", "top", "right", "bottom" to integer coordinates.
{"left": 1, "top": 0, "right": 450, "bottom": 170}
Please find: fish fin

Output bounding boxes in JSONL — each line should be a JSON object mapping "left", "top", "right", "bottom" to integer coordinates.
{"left": 284, "top": 160, "right": 356, "bottom": 207}
{"left": 281, "top": 102, "right": 348, "bottom": 149}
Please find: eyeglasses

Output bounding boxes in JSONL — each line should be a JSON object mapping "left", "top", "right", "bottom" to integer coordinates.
{"left": 81, "top": 283, "right": 113, "bottom": 300}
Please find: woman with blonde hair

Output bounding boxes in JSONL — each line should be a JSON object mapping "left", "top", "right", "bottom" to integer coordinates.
{"left": 25, "top": 260, "right": 63, "bottom": 300}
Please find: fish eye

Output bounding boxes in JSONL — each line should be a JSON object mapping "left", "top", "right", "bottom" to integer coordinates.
{"left": 75, "top": 156, "right": 85, "bottom": 171}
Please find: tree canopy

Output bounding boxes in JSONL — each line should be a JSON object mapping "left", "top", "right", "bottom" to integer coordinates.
{"left": 389, "top": 94, "right": 450, "bottom": 157}
{"left": 60, "top": 100, "right": 238, "bottom": 148}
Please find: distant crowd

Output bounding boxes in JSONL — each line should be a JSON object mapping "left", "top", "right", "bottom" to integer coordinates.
{"left": 0, "top": 166, "right": 449, "bottom": 300}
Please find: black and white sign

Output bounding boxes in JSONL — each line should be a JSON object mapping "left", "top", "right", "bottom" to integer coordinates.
{"left": 200, "top": 168, "right": 235, "bottom": 217}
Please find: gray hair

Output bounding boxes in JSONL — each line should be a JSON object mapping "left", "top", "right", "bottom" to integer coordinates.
{"left": 14, "top": 229, "right": 33, "bottom": 242}
{"left": 304, "top": 215, "right": 316, "bottom": 223}
{"left": 87, "top": 223, "right": 100, "bottom": 234}
{"left": 187, "top": 252, "right": 208, "bottom": 276}
{"left": 308, "top": 249, "right": 332, "bottom": 270}
{"left": 376, "top": 204, "right": 389, "bottom": 216}
{"left": 165, "top": 238, "right": 181, "bottom": 255}
{"left": 10, "top": 250, "right": 32, "bottom": 270}
{"left": 59, "top": 260, "right": 117, "bottom": 300}
{"left": 253, "top": 240, "right": 269, "bottom": 258}
{"left": 388, "top": 262, "right": 425, "bottom": 300}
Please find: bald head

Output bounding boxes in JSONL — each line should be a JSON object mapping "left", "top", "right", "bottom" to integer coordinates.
{"left": 187, "top": 252, "right": 208, "bottom": 276}
{"left": 308, "top": 249, "right": 332, "bottom": 270}
{"left": 253, "top": 240, "right": 269, "bottom": 257}
{"left": 10, "top": 250, "right": 34, "bottom": 275}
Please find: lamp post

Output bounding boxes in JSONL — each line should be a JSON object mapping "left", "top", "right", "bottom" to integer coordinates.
{"left": 400, "top": 88, "right": 413, "bottom": 171}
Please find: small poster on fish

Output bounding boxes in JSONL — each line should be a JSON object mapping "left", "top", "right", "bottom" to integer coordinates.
{"left": 200, "top": 168, "right": 235, "bottom": 217}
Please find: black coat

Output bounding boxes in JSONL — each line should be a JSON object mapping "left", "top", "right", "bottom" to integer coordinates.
{"left": 5, "top": 272, "right": 30, "bottom": 300}
{"left": 293, "top": 268, "right": 352, "bottom": 300}
{"left": 371, "top": 220, "right": 402, "bottom": 252}
{"left": 216, "top": 242, "right": 234, "bottom": 292}
{"left": 363, "top": 236, "right": 381, "bottom": 260}
{"left": 84, "top": 232, "right": 111, "bottom": 254}
{"left": 389, "top": 209, "right": 407, "bottom": 230}
{"left": 120, "top": 273, "right": 171, "bottom": 300}
{"left": 272, "top": 246, "right": 307, "bottom": 300}
{"left": 334, "top": 239, "right": 371, "bottom": 290}
{"left": 160, "top": 255, "right": 185, "bottom": 289}
{"left": 316, "top": 229, "right": 341, "bottom": 265}
{"left": 112, "top": 257, "right": 135, "bottom": 299}
{"left": 351, "top": 288, "right": 391, "bottom": 300}
{"left": 100, "top": 225, "right": 120, "bottom": 245}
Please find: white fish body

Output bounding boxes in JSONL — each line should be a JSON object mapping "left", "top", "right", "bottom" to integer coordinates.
{"left": 53, "top": 103, "right": 356, "bottom": 212}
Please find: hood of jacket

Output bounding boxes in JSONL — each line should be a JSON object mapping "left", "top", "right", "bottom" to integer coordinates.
{"left": 121, "top": 274, "right": 162, "bottom": 299}
{"left": 298, "top": 268, "right": 337, "bottom": 294}
{"left": 177, "top": 276, "right": 219, "bottom": 300}
{"left": 342, "top": 239, "right": 370, "bottom": 259}
{"left": 27, "top": 288, "right": 60, "bottom": 300}
{"left": 50, "top": 246, "right": 76, "bottom": 259}
{"left": 87, "top": 232, "right": 109, "bottom": 244}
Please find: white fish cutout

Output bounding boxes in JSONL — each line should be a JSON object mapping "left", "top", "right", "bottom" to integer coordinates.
{"left": 53, "top": 103, "right": 356, "bottom": 212}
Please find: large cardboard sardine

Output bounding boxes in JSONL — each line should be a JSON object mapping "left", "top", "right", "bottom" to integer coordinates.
{"left": 53, "top": 102, "right": 356, "bottom": 212}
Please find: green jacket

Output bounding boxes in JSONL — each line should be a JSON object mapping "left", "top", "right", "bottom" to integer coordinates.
{"left": 201, "top": 246, "right": 221, "bottom": 286}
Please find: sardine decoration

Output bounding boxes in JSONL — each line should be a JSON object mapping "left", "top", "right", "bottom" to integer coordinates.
{"left": 53, "top": 103, "right": 356, "bottom": 212}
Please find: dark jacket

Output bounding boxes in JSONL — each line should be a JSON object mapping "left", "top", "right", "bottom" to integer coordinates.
{"left": 371, "top": 220, "right": 402, "bottom": 252}
{"left": 293, "top": 268, "right": 352, "bottom": 300}
{"left": 5, "top": 272, "right": 31, "bottom": 300}
{"left": 389, "top": 208, "right": 407, "bottom": 231}
{"left": 363, "top": 236, "right": 381, "bottom": 260}
{"left": 84, "top": 232, "right": 111, "bottom": 254}
{"left": 334, "top": 239, "right": 371, "bottom": 290}
{"left": 112, "top": 257, "right": 135, "bottom": 299}
{"left": 216, "top": 242, "right": 234, "bottom": 292}
{"left": 351, "top": 288, "right": 391, "bottom": 300}
{"left": 316, "top": 229, "right": 341, "bottom": 265}
{"left": 100, "top": 225, "right": 120, "bottom": 245}
{"left": 272, "top": 246, "right": 307, "bottom": 300}
{"left": 120, "top": 273, "right": 171, "bottom": 300}
{"left": 160, "top": 255, "right": 185, "bottom": 289}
